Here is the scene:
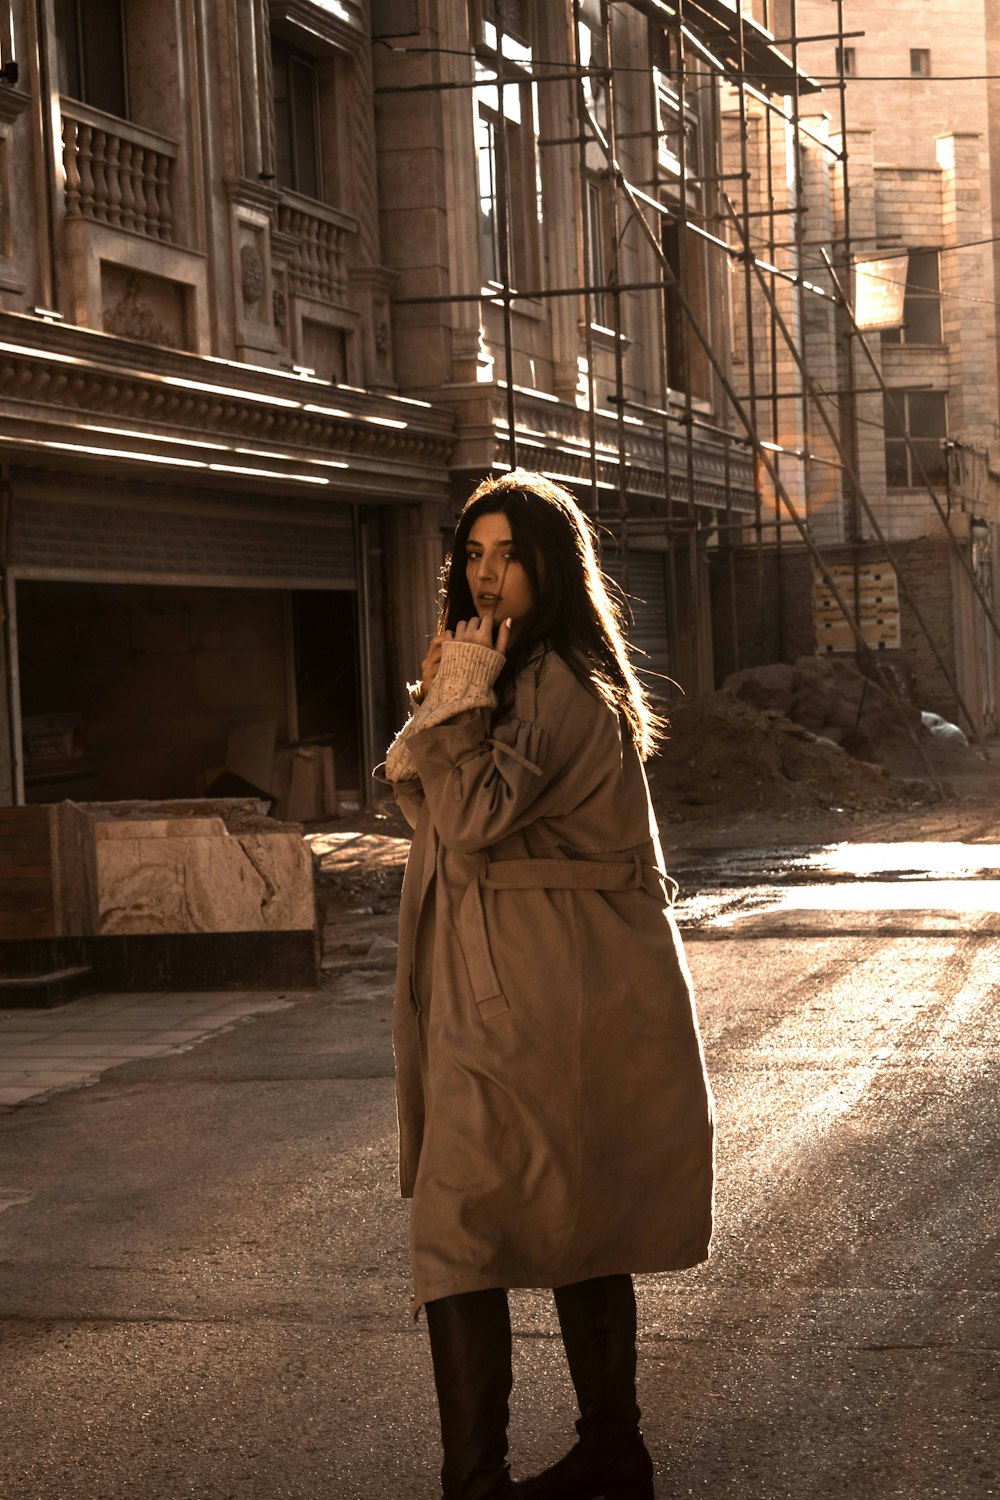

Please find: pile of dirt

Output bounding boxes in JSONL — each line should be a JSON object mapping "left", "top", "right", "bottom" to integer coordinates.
{"left": 723, "top": 657, "right": 918, "bottom": 761}
{"left": 719, "top": 654, "right": 1000, "bottom": 794}
{"left": 648, "top": 689, "right": 932, "bottom": 822}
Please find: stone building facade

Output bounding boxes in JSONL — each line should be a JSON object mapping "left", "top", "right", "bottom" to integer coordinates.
{"left": 0, "top": 0, "right": 454, "bottom": 810}
{"left": 0, "top": 0, "right": 805, "bottom": 812}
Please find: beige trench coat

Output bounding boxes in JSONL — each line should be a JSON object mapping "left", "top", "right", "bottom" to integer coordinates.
{"left": 382, "top": 645, "right": 714, "bottom": 1312}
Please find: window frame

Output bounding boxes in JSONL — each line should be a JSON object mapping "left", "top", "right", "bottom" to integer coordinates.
{"left": 835, "top": 45, "right": 856, "bottom": 77}
{"left": 584, "top": 171, "right": 609, "bottom": 328}
{"left": 879, "top": 250, "right": 942, "bottom": 347}
{"left": 909, "top": 48, "right": 931, "bottom": 78}
{"left": 271, "top": 34, "right": 324, "bottom": 202}
{"left": 651, "top": 26, "right": 713, "bottom": 401}
{"left": 883, "top": 389, "right": 948, "bottom": 490}
{"left": 55, "top": 0, "right": 129, "bottom": 119}
{"left": 472, "top": 8, "right": 542, "bottom": 294}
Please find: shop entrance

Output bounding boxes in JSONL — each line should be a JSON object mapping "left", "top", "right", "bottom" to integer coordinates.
{"left": 15, "top": 580, "right": 361, "bottom": 807}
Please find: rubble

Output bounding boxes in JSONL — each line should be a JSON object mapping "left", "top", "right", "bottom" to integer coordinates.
{"left": 648, "top": 686, "right": 932, "bottom": 821}
{"left": 722, "top": 656, "right": 919, "bottom": 761}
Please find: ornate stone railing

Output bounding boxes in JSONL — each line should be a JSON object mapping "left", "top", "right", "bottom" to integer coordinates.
{"left": 61, "top": 99, "right": 178, "bottom": 243}
{"left": 277, "top": 192, "right": 355, "bottom": 304}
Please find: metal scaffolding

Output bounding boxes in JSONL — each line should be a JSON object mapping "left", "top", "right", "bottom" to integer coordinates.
{"left": 376, "top": 0, "right": 1000, "bottom": 767}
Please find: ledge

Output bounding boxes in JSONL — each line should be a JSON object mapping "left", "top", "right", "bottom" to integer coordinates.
{"left": 0, "top": 309, "right": 456, "bottom": 494}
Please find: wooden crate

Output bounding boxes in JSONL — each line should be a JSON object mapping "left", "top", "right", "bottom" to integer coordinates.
{"left": 0, "top": 807, "right": 56, "bottom": 941}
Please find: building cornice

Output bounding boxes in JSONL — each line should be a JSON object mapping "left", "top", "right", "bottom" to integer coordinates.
{"left": 0, "top": 312, "right": 455, "bottom": 497}
{"left": 442, "top": 383, "right": 756, "bottom": 512}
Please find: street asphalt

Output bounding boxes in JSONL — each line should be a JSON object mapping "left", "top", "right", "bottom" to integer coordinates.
{"left": 0, "top": 844, "right": 997, "bottom": 1499}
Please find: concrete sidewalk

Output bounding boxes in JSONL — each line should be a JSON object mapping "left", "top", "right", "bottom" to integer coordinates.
{"left": 0, "top": 990, "right": 300, "bottom": 1108}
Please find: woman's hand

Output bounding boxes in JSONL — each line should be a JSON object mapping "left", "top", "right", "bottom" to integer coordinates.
{"left": 452, "top": 611, "right": 512, "bottom": 655}
{"left": 419, "top": 632, "right": 447, "bottom": 694}
{"left": 417, "top": 614, "right": 511, "bottom": 699}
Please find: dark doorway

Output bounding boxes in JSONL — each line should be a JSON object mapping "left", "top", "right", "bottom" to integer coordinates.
{"left": 16, "top": 580, "right": 292, "bottom": 803}
{"left": 292, "top": 590, "right": 362, "bottom": 794}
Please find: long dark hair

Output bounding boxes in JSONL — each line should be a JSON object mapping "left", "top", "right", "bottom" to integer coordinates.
{"left": 439, "top": 470, "right": 665, "bottom": 759}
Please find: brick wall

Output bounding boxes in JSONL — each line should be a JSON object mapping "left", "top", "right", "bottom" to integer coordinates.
{"left": 710, "top": 537, "right": 963, "bottom": 718}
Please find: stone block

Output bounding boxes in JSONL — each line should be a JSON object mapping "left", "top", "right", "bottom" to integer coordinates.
{"left": 95, "top": 818, "right": 228, "bottom": 840}
{"left": 94, "top": 824, "right": 314, "bottom": 935}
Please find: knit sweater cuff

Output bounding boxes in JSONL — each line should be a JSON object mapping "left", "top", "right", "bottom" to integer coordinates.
{"left": 425, "top": 639, "right": 505, "bottom": 706}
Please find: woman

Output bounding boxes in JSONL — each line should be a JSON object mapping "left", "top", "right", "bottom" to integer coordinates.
{"left": 378, "top": 471, "right": 714, "bottom": 1499}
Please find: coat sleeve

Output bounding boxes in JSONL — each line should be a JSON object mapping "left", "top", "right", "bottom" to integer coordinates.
{"left": 372, "top": 759, "right": 425, "bottom": 831}
{"left": 406, "top": 652, "right": 605, "bottom": 854}
{"left": 373, "top": 639, "right": 506, "bottom": 833}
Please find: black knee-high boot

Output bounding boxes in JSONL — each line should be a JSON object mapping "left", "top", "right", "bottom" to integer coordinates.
{"left": 425, "top": 1288, "right": 516, "bottom": 1500}
{"left": 514, "top": 1275, "right": 654, "bottom": 1500}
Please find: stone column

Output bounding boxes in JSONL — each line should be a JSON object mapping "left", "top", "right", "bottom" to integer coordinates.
{"left": 437, "top": 1, "right": 492, "bottom": 384}
{"left": 236, "top": 0, "right": 264, "bottom": 182}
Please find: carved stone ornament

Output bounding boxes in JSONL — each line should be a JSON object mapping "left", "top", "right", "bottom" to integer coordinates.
{"left": 273, "top": 288, "right": 288, "bottom": 329}
{"left": 103, "top": 276, "right": 173, "bottom": 347}
{"left": 240, "top": 243, "right": 265, "bottom": 306}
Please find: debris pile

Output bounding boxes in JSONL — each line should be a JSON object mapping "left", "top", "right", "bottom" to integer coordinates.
{"left": 649, "top": 682, "right": 931, "bottom": 821}
{"left": 722, "top": 657, "right": 919, "bottom": 761}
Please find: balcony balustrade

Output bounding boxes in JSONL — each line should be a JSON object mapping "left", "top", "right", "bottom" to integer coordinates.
{"left": 61, "top": 100, "right": 178, "bottom": 243}
{"left": 277, "top": 192, "right": 355, "bottom": 305}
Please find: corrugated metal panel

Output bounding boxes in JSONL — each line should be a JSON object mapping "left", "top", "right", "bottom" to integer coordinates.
{"left": 603, "top": 549, "right": 671, "bottom": 667}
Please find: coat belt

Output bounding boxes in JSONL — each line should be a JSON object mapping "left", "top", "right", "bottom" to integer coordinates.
{"left": 457, "top": 854, "right": 678, "bottom": 1019}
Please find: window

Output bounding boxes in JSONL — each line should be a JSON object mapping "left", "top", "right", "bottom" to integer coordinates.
{"left": 577, "top": 13, "right": 613, "bottom": 325}
{"left": 272, "top": 37, "right": 321, "bottom": 200}
{"left": 835, "top": 46, "right": 856, "bottom": 77}
{"left": 652, "top": 32, "right": 711, "bottom": 399}
{"left": 585, "top": 174, "right": 609, "bottom": 326}
{"left": 880, "top": 251, "right": 941, "bottom": 345}
{"left": 663, "top": 218, "right": 711, "bottom": 399}
{"left": 472, "top": 2, "right": 541, "bottom": 289}
{"left": 883, "top": 390, "right": 947, "bottom": 489}
{"left": 55, "top": 0, "right": 128, "bottom": 118}
{"left": 910, "top": 48, "right": 931, "bottom": 77}
{"left": 476, "top": 110, "right": 502, "bottom": 284}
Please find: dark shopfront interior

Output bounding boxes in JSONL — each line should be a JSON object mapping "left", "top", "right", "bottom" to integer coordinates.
{"left": 16, "top": 580, "right": 362, "bottom": 808}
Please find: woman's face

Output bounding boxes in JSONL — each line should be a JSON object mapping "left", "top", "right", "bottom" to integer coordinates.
{"left": 465, "top": 510, "right": 534, "bottom": 639}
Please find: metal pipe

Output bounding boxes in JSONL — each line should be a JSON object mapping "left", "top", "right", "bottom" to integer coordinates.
{"left": 571, "top": 0, "right": 601, "bottom": 508}
{"left": 602, "top": 0, "right": 629, "bottom": 558}
{"left": 492, "top": 5, "right": 518, "bottom": 468}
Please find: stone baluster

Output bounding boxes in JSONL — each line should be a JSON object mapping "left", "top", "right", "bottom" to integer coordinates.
{"left": 307, "top": 215, "right": 321, "bottom": 297}
{"left": 157, "top": 154, "right": 173, "bottom": 242}
{"left": 291, "top": 210, "right": 306, "bottom": 292}
{"left": 105, "top": 134, "right": 122, "bottom": 226}
{"left": 130, "top": 145, "right": 148, "bottom": 234}
{"left": 332, "top": 225, "right": 346, "bottom": 300}
{"left": 143, "top": 149, "right": 161, "bottom": 238}
{"left": 315, "top": 220, "right": 332, "bottom": 300}
{"left": 90, "top": 127, "right": 109, "bottom": 223}
{"left": 63, "top": 117, "right": 81, "bottom": 217}
{"left": 118, "top": 140, "right": 136, "bottom": 229}
{"left": 77, "top": 124, "right": 95, "bottom": 219}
